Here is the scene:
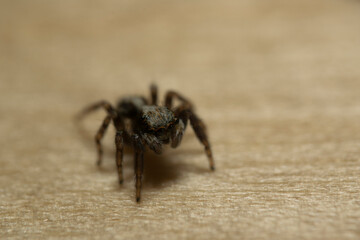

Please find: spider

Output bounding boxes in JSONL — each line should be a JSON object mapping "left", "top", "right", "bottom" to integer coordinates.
{"left": 78, "top": 84, "right": 215, "bottom": 202}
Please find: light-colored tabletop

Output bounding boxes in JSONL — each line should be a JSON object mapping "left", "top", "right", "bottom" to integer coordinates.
{"left": 1, "top": 0, "right": 360, "bottom": 239}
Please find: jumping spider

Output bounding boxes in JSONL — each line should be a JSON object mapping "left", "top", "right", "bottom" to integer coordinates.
{"left": 78, "top": 84, "right": 215, "bottom": 202}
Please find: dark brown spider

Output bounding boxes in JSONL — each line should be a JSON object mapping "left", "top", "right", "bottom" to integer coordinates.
{"left": 78, "top": 84, "right": 215, "bottom": 202}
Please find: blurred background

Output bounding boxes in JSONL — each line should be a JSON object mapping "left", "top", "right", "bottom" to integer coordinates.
{"left": 1, "top": 0, "right": 360, "bottom": 239}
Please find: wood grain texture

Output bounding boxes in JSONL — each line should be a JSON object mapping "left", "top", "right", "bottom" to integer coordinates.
{"left": 1, "top": 0, "right": 360, "bottom": 239}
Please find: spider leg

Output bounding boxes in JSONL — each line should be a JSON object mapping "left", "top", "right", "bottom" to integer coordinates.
{"left": 189, "top": 111, "right": 215, "bottom": 170}
{"left": 164, "top": 90, "right": 194, "bottom": 109}
{"left": 115, "top": 130, "right": 125, "bottom": 184}
{"left": 79, "top": 101, "right": 118, "bottom": 166}
{"left": 132, "top": 134, "right": 145, "bottom": 202}
{"left": 150, "top": 84, "right": 158, "bottom": 105}
{"left": 77, "top": 100, "right": 116, "bottom": 119}
{"left": 173, "top": 105, "right": 215, "bottom": 170}
{"left": 95, "top": 115, "right": 112, "bottom": 166}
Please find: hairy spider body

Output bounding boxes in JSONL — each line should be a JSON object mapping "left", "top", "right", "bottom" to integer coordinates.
{"left": 78, "top": 85, "right": 215, "bottom": 202}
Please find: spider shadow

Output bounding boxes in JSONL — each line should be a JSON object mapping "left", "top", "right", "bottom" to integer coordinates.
{"left": 143, "top": 150, "right": 188, "bottom": 188}
{"left": 115, "top": 147, "right": 210, "bottom": 190}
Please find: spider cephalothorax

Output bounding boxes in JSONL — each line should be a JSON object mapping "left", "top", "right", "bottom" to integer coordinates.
{"left": 141, "top": 106, "right": 175, "bottom": 130}
{"left": 78, "top": 84, "right": 215, "bottom": 202}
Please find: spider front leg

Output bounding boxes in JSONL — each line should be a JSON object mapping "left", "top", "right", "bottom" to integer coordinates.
{"left": 95, "top": 115, "right": 112, "bottom": 166}
{"left": 173, "top": 107, "right": 215, "bottom": 171}
{"left": 115, "top": 130, "right": 125, "bottom": 184}
{"left": 189, "top": 112, "right": 215, "bottom": 170}
{"left": 132, "top": 134, "right": 145, "bottom": 202}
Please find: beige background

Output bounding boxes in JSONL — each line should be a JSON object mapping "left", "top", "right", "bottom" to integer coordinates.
{"left": 1, "top": 0, "right": 360, "bottom": 239}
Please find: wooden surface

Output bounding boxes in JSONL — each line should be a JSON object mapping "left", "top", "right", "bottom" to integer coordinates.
{"left": 1, "top": 0, "right": 360, "bottom": 239}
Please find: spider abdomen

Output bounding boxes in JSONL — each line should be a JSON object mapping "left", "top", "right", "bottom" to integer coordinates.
{"left": 117, "top": 96, "right": 147, "bottom": 117}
